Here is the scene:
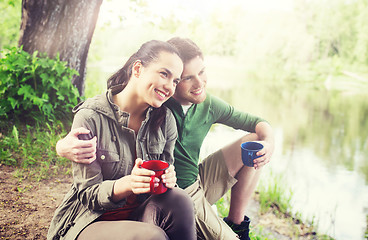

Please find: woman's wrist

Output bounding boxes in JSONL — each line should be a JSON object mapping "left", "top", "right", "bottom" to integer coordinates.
{"left": 112, "top": 176, "right": 134, "bottom": 202}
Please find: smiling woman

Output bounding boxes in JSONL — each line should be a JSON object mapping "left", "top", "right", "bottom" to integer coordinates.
{"left": 47, "top": 40, "right": 197, "bottom": 240}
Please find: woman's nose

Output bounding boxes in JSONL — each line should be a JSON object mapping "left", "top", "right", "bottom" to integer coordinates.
{"left": 164, "top": 80, "right": 175, "bottom": 95}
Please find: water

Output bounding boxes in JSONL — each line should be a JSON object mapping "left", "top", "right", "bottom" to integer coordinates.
{"left": 197, "top": 61, "right": 368, "bottom": 239}
{"left": 201, "top": 125, "right": 368, "bottom": 239}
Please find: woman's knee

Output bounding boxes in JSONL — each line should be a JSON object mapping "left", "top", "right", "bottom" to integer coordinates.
{"left": 141, "top": 224, "right": 169, "bottom": 240}
{"left": 165, "top": 188, "right": 194, "bottom": 211}
{"left": 78, "top": 221, "right": 168, "bottom": 240}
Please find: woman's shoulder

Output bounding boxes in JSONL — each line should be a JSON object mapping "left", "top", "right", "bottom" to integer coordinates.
{"left": 73, "top": 94, "right": 107, "bottom": 111}
{"left": 163, "top": 106, "right": 176, "bottom": 121}
{"left": 73, "top": 93, "right": 115, "bottom": 117}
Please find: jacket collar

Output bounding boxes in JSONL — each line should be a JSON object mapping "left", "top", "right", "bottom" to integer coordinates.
{"left": 73, "top": 85, "right": 153, "bottom": 123}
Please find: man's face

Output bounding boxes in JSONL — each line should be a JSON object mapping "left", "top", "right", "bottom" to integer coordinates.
{"left": 172, "top": 56, "right": 207, "bottom": 105}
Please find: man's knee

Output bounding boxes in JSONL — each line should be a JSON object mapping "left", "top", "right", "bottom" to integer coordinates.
{"left": 222, "top": 133, "right": 260, "bottom": 176}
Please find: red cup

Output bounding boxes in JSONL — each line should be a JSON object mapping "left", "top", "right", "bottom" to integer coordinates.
{"left": 141, "top": 160, "right": 170, "bottom": 194}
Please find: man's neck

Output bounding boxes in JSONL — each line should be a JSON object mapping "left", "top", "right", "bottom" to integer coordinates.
{"left": 181, "top": 104, "right": 193, "bottom": 115}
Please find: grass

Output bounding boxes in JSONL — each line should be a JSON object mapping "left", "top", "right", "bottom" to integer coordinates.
{"left": 366, "top": 214, "right": 368, "bottom": 240}
{"left": 257, "top": 174, "right": 293, "bottom": 216}
{"left": 215, "top": 192, "right": 279, "bottom": 240}
{"left": 214, "top": 172, "right": 335, "bottom": 240}
{"left": 0, "top": 119, "right": 72, "bottom": 181}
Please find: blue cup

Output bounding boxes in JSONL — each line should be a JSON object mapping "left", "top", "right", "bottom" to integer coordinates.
{"left": 241, "top": 142, "right": 264, "bottom": 167}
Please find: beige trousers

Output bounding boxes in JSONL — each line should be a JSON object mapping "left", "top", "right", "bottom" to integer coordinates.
{"left": 184, "top": 150, "right": 239, "bottom": 240}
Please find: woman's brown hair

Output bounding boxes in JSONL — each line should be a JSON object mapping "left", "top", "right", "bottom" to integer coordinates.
{"left": 107, "top": 40, "right": 182, "bottom": 131}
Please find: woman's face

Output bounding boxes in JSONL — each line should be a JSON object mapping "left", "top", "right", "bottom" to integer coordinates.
{"left": 135, "top": 51, "right": 183, "bottom": 108}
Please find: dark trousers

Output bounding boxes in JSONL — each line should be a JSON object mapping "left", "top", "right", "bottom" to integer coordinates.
{"left": 78, "top": 188, "right": 196, "bottom": 240}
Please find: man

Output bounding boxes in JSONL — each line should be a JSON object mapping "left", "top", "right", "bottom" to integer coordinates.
{"left": 56, "top": 37, "right": 274, "bottom": 239}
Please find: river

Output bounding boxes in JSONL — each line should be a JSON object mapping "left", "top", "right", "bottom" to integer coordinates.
{"left": 198, "top": 58, "right": 368, "bottom": 240}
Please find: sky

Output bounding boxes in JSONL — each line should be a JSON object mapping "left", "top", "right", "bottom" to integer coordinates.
{"left": 97, "top": 0, "right": 295, "bottom": 27}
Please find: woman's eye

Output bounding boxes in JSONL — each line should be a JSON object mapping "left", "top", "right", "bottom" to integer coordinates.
{"left": 173, "top": 79, "right": 180, "bottom": 85}
{"left": 160, "top": 72, "right": 168, "bottom": 78}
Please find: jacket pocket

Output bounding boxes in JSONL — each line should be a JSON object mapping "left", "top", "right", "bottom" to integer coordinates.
{"left": 97, "top": 148, "right": 123, "bottom": 179}
{"left": 97, "top": 148, "right": 120, "bottom": 162}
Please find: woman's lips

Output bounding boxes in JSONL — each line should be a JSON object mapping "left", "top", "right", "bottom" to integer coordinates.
{"left": 155, "top": 89, "right": 168, "bottom": 99}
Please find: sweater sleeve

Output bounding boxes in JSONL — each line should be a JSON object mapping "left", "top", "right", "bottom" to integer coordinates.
{"left": 71, "top": 109, "right": 126, "bottom": 211}
{"left": 210, "top": 95, "right": 266, "bottom": 133}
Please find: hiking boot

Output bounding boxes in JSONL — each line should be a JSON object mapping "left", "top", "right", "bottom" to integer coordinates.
{"left": 224, "top": 216, "right": 250, "bottom": 240}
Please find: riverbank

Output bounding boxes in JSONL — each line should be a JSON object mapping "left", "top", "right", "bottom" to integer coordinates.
{"left": 0, "top": 164, "right": 329, "bottom": 240}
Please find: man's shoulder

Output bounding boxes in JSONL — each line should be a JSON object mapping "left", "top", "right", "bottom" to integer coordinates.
{"left": 202, "top": 93, "right": 228, "bottom": 108}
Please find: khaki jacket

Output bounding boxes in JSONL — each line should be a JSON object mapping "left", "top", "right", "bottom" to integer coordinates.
{"left": 47, "top": 86, "right": 177, "bottom": 240}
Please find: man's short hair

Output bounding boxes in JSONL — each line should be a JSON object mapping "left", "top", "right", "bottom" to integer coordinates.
{"left": 167, "top": 37, "right": 203, "bottom": 63}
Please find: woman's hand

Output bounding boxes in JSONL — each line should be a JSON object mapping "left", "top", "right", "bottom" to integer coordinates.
{"left": 113, "top": 159, "right": 176, "bottom": 201}
{"left": 56, "top": 127, "right": 97, "bottom": 164}
{"left": 129, "top": 158, "right": 157, "bottom": 194}
{"left": 162, "top": 164, "right": 177, "bottom": 189}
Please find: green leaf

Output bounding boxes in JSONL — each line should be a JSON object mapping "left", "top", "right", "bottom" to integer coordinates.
{"left": 40, "top": 73, "right": 49, "bottom": 84}
{"left": 42, "top": 103, "right": 53, "bottom": 116}
{"left": 0, "top": 47, "right": 80, "bottom": 122}
{"left": 18, "top": 84, "right": 33, "bottom": 99}
{"left": 12, "top": 125, "right": 19, "bottom": 145}
{"left": 42, "top": 93, "right": 49, "bottom": 101}
{"left": 32, "top": 96, "right": 47, "bottom": 106}
{"left": 8, "top": 97, "right": 18, "bottom": 109}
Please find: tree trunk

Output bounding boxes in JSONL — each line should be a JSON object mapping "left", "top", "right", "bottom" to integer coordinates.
{"left": 18, "top": 0, "right": 103, "bottom": 96}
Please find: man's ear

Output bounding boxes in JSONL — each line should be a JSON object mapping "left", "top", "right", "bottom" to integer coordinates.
{"left": 132, "top": 60, "right": 142, "bottom": 78}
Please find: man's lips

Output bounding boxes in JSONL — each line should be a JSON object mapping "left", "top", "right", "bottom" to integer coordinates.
{"left": 191, "top": 88, "right": 203, "bottom": 95}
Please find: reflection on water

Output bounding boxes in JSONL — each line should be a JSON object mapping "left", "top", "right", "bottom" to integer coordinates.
{"left": 201, "top": 123, "right": 368, "bottom": 240}
{"left": 269, "top": 142, "right": 368, "bottom": 239}
{"left": 201, "top": 76, "right": 368, "bottom": 239}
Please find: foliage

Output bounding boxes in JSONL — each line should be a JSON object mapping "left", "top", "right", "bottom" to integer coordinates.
{"left": 0, "top": 121, "right": 71, "bottom": 180}
{"left": 365, "top": 214, "right": 368, "bottom": 240}
{"left": 0, "top": 0, "right": 21, "bottom": 51}
{"left": 214, "top": 194, "right": 229, "bottom": 218}
{"left": 214, "top": 195, "right": 275, "bottom": 239}
{"left": 257, "top": 174, "right": 293, "bottom": 216}
{"left": 0, "top": 46, "right": 81, "bottom": 122}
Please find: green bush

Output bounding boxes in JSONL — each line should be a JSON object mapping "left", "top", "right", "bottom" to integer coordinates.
{"left": 0, "top": 46, "right": 80, "bottom": 122}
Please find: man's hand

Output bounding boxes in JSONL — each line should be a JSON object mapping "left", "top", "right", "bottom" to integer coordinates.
{"left": 253, "top": 140, "right": 274, "bottom": 169}
{"left": 253, "top": 121, "right": 275, "bottom": 169}
{"left": 56, "top": 127, "right": 97, "bottom": 164}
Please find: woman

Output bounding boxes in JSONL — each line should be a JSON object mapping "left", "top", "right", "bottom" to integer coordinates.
{"left": 47, "top": 40, "right": 196, "bottom": 240}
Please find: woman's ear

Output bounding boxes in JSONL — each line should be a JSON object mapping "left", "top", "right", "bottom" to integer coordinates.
{"left": 132, "top": 60, "right": 142, "bottom": 78}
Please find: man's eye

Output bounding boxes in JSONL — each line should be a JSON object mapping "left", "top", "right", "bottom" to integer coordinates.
{"left": 199, "top": 70, "right": 204, "bottom": 76}
{"left": 173, "top": 79, "right": 180, "bottom": 85}
{"left": 182, "top": 77, "right": 192, "bottom": 81}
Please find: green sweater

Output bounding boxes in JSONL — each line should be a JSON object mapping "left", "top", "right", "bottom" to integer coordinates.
{"left": 164, "top": 93, "right": 265, "bottom": 189}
